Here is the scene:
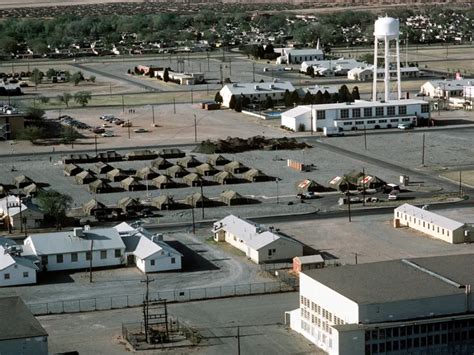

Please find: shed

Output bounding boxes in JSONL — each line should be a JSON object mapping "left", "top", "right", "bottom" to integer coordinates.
{"left": 93, "top": 162, "right": 114, "bottom": 175}
{"left": 13, "top": 175, "right": 34, "bottom": 188}
{"left": 95, "top": 150, "right": 122, "bottom": 162}
{"left": 220, "top": 190, "right": 248, "bottom": 206}
{"left": 88, "top": 179, "right": 112, "bottom": 194}
{"left": 185, "top": 192, "right": 211, "bottom": 208}
{"left": 120, "top": 176, "right": 144, "bottom": 191}
{"left": 125, "top": 150, "right": 158, "bottom": 161}
{"left": 117, "top": 197, "right": 143, "bottom": 215}
{"left": 23, "top": 183, "right": 42, "bottom": 197}
{"left": 166, "top": 165, "right": 188, "bottom": 178}
{"left": 151, "top": 195, "right": 178, "bottom": 210}
{"left": 62, "top": 153, "right": 91, "bottom": 164}
{"left": 293, "top": 255, "right": 325, "bottom": 274}
{"left": 82, "top": 199, "right": 108, "bottom": 217}
{"left": 214, "top": 171, "right": 237, "bottom": 185}
{"left": 75, "top": 170, "right": 96, "bottom": 185}
{"left": 150, "top": 157, "right": 173, "bottom": 170}
{"left": 207, "top": 154, "right": 230, "bottom": 166}
{"left": 178, "top": 155, "right": 202, "bottom": 168}
{"left": 106, "top": 168, "right": 128, "bottom": 182}
{"left": 157, "top": 148, "right": 185, "bottom": 159}
{"left": 63, "top": 163, "right": 83, "bottom": 177}
{"left": 224, "top": 161, "right": 248, "bottom": 174}
{"left": 297, "top": 179, "right": 326, "bottom": 193}
{"left": 195, "top": 163, "right": 219, "bottom": 176}
{"left": 135, "top": 166, "right": 159, "bottom": 180}
{"left": 183, "top": 173, "right": 204, "bottom": 187}
{"left": 152, "top": 175, "right": 176, "bottom": 189}
{"left": 243, "top": 168, "right": 271, "bottom": 182}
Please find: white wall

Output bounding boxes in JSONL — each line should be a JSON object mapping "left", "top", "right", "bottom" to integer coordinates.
{"left": 281, "top": 112, "right": 311, "bottom": 131}
{"left": 41, "top": 249, "right": 124, "bottom": 271}
{"left": 257, "top": 238, "right": 303, "bottom": 264}
{"left": 333, "top": 327, "right": 365, "bottom": 355}
{"left": 136, "top": 252, "right": 182, "bottom": 273}
{"left": 0, "top": 263, "right": 36, "bottom": 287}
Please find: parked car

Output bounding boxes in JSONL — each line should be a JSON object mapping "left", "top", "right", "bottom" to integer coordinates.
{"left": 296, "top": 192, "right": 319, "bottom": 200}
{"left": 100, "top": 114, "right": 115, "bottom": 120}
{"left": 114, "top": 119, "right": 125, "bottom": 125}
{"left": 121, "top": 121, "right": 132, "bottom": 127}
{"left": 102, "top": 131, "right": 114, "bottom": 137}
{"left": 397, "top": 123, "right": 412, "bottom": 130}
{"left": 133, "top": 128, "right": 149, "bottom": 133}
{"left": 383, "top": 183, "right": 401, "bottom": 193}
{"left": 388, "top": 191, "right": 399, "bottom": 200}
{"left": 365, "top": 197, "right": 379, "bottom": 203}
{"left": 92, "top": 127, "right": 105, "bottom": 134}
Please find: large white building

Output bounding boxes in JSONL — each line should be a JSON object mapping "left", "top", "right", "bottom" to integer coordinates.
{"left": 281, "top": 99, "right": 430, "bottom": 132}
{"left": 277, "top": 48, "right": 324, "bottom": 64}
{"left": 0, "top": 238, "right": 38, "bottom": 287}
{"left": 115, "top": 222, "right": 182, "bottom": 273}
{"left": 421, "top": 79, "right": 473, "bottom": 98}
{"left": 219, "top": 81, "right": 295, "bottom": 108}
{"left": 24, "top": 227, "right": 126, "bottom": 272}
{"left": 394, "top": 203, "right": 473, "bottom": 244}
{"left": 213, "top": 215, "right": 303, "bottom": 264}
{"left": 287, "top": 254, "right": 474, "bottom": 354}
{"left": 348, "top": 66, "right": 420, "bottom": 81}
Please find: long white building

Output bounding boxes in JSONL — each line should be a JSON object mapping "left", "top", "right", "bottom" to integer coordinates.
{"left": 219, "top": 81, "right": 295, "bottom": 108}
{"left": 348, "top": 66, "right": 420, "bottom": 81}
{"left": 281, "top": 99, "right": 430, "bottom": 132}
{"left": 421, "top": 79, "right": 473, "bottom": 98}
{"left": 213, "top": 215, "right": 303, "bottom": 264}
{"left": 287, "top": 254, "right": 474, "bottom": 354}
{"left": 394, "top": 203, "right": 473, "bottom": 244}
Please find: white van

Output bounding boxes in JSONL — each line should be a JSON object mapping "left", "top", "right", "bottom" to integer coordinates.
{"left": 388, "top": 191, "right": 399, "bottom": 200}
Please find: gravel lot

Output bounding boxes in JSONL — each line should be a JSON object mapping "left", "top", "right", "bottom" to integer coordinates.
{"left": 273, "top": 208, "right": 474, "bottom": 265}
{"left": 39, "top": 293, "right": 319, "bottom": 355}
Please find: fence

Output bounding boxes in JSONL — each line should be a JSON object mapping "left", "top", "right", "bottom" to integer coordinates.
{"left": 259, "top": 262, "right": 293, "bottom": 272}
{"left": 28, "top": 281, "right": 295, "bottom": 316}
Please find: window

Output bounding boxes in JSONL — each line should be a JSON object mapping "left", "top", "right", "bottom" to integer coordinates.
{"left": 71, "top": 253, "right": 78, "bottom": 262}
{"left": 115, "top": 249, "right": 121, "bottom": 258}
{"left": 399, "top": 105, "right": 407, "bottom": 115}
{"left": 171, "top": 257, "right": 176, "bottom": 264}
{"left": 421, "top": 104, "right": 429, "bottom": 113}
{"left": 375, "top": 107, "right": 384, "bottom": 116}
{"left": 56, "top": 254, "right": 63, "bottom": 263}
{"left": 23, "top": 272, "right": 29, "bottom": 278}
{"left": 150, "top": 259, "right": 155, "bottom": 266}
{"left": 340, "top": 109, "right": 349, "bottom": 118}
{"left": 316, "top": 111, "right": 326, "bottom": 120}
{"left": 86, "top": 251, "right": 91, "bottom": 261}
{"left": 402, "top": 118, "right": 411, "bottom": 122}
{"left": 100, "top": 250, "right": 107, "bottom": 259}
{"left": 390, "top": 118, "right": 399, "bottom": 122}
{"left": 367, "top": 120, "right": 376, "bottom": 124}
{"left": 352, "top": 108, "right": 361, "bottom": 118}
{"left": 4, "top": 273, "right": 10, "bottom": 280}
{"left": 364, "top": 107, "right": 372, "bottom": 117}
{"left": 387, "top": 106, "right": 395, "bottom": 116}
{"left": 343, "top": 122, "right": 353, "bottom": 126}
{"left": 378, "top": 119, "right": 387, "bottom": 123}
{"left": 355, "top": 121, "right": 364, "bottom": 125}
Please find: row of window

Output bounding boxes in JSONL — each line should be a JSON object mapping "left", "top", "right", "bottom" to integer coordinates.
{"left": 397, "top": 212, "right": 450, "bottom": 237}
{"left": 339, "top": 106, "right": 407, "bottom": 119}
{"left": 3, "top": 271, "right": 29, "bottom": 280}
{"left": 300, "top": 295, "right": 344, "bottom": 326}
{"left": 341, "top": 117, "right": 410, "bottom": 126}
{"left": 150, "top": 257, "right": 175, "bottom": 266}
{"left": 42, "top": 249, "right": 122, "bottom": 264}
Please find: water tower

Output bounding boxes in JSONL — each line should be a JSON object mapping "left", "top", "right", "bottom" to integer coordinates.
{"left": 372, "top": 17, "right": 402, "bottom": 102}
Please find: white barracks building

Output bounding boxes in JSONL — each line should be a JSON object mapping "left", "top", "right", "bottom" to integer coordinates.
{"left": 281, "top": 16, "right": 431, "bottom": 132}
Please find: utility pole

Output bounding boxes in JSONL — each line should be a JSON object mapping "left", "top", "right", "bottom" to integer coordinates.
{"left": 152, "top": 105, "right": 155, "bottom": 125}
{"left": 89, "top": 239, "right": 93, "bottom": 283}
{"left": 194, "top": 114, "right": 197, "bottom": 142}
{"left": 276, "top": 178, "right": 280, "bottom": 204}
{"left": 354, "top": 252, "right": 358, "bottom": 264}
{"left": 364, "top": 124, "right": 367, "bottom": 150}
{"left": 310, "top": 105, "right": 314, "bottom": 135}
{"left": 220, "top": 65, "right": 223, "bottom": 88}
{"left": 237, "top": 326, "right": 241, "bottom": 355}
{"left": 252, "top": 62, "right": 255, "bottom": 82}
{"left": 459, "top": 170, "right": 463, "bottom": 198}
{"left": 141, "top": 275, "right": 155, "bottom": 344}
{"left": 200, "top": 181, "right": 205, "bottom": 219}
{"left": 173, "top": 98, "right": 176, "bottom": 114}
{"left": 362, "top": 167, "right": 366, "bottom": 206}
{"left": 121, "top": 95, "right": 125, "bottom": 113}
{"left": 191, "top": 196, "right": 195, "bottom": 234}
{"left": 191, "top": 89, "right": 193, "bottom": 104}
{"left": 127, "top": 120, "right": 131, "bottom": 139}
{"left": 207, "top": 51, "right": 210, "bottom": 71}
{"left": 109, "top": 82, "right": 112, "bottom": 96}
{"left": 421, "top": 133, "right": 425, "bottom": 166}
{"left": 346, "top": 180, "right": 352, "bottom": 223}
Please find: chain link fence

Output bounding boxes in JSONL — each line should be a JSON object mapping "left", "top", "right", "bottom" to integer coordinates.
{"left": 28, "top": 280, "right": 294, "bottom": 316}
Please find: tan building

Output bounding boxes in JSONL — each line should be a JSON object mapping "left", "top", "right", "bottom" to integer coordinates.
{"left": 394, "top": 203, "right": 473, "bottom": 244}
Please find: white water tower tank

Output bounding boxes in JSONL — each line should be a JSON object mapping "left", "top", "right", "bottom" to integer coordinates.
{"left": 374, "top": 17, "right": 399, "bottom": 40}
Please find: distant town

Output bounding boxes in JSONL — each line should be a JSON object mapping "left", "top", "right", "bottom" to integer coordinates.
{"left": 0, "top": 1, "right": 473, "bottom": 355}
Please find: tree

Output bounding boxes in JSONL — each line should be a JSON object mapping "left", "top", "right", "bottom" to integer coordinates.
{"left": 352, "top": 86, "right": 361, "bottom": 101}
{"left": 88, "top": 75, "right": 96, "bottom": 83}
{"left": 322, "top": 91, "right": 332, "bottom": 103}
{"left": 31, "top": 68, "right": 43, "bottom": 89}
{"left": 163, "top": 68, "right": 170, "bottom": 82}
{"left": 283, "top": 90, "right": 293, "bottom": 107}
{"left": 57, "top": 93, "right": 72, "bottom": 107}
{"left": 290, "top": 90, "right": 300, "bottom": 106}
{"left": 71, "top": 72, "right": 83, "bottom": 86}
{"left": 338, "top": 84, "right": 352, "bottom": 103}
{"left": 17, "top": 126, "right": 44, "bottom": 143}
{"left": 264, "top": 96, "right": 274, "bottom": 109}
{"left": 36, "top": 190, "right": 72, "bottom": 229}
{"left": 234, "top": 97, "right": 242, "bottom": 112}
{"left": 61, "top": 126, "right": 81, "bottom": 145}
{"left": 303, "top": 92, "right": 313, "bottom": 105}
{"left": 314, "top": 90, "right": 324, "bottom": 105}
{"left": 25, "top": 107, "right": 45, "bottom": 120}
{"left": 46, "top": 68, "right": 57, "bottom": 79}
{"left": 306, "top": 66, "right": 315, "bottom": 77}
{"left": 214, "top": 91, "right": 223, "bottom": 104}
{"left": 0, "top": 36, "right": 18, "bottom": 55}
{"left": 74, "top": 91, "right": 92, "bottom": 107}
{"left": 229, "top": 95, "right": 236, "bottom": 110}
{"left": 37, "top": 95, "right": 50, "bottom": 104}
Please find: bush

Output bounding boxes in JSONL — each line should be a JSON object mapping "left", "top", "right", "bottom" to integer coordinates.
{"left": 297, "top": 123, "right": 306, "bottom": 132}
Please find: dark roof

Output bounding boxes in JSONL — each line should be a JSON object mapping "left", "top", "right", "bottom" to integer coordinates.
{"left": 0, "top": 296, "right": 48, "bottom": 341}
{"left": 302, "top": 255, "right": 474, "bottom": 305}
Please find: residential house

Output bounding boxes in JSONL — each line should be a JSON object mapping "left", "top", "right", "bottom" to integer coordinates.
{"left": 0, "top": 238, "right": 38, "bottom": 287}
{"left": 0, "top": 195, "right": 44, "bottom": 231}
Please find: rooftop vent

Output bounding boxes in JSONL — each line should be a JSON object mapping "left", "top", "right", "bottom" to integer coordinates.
{"left": 254, "top": 85, "right": 259, "bottom": 90}
{"left": 73, "top": 227, "right": 84, "bottom": 237}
